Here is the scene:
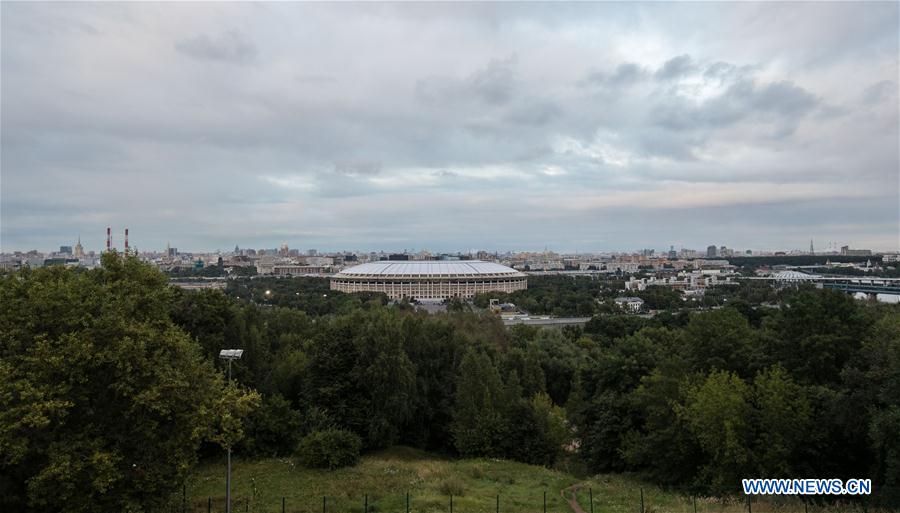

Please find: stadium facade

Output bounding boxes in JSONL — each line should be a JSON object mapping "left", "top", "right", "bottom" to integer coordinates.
{"left": 330, "top": 260, "right": 527, "bottom": 300}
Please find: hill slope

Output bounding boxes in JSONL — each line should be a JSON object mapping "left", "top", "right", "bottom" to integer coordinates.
{"left": 186, "top": 447, "right": 869, "bottom": 513}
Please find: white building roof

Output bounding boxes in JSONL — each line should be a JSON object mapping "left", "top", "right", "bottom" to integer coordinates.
{"left": 772, "top": 270, "right": 820, "bottom": 281}
{"left": 335, "top": 260, "right": 524, "bottom": 278}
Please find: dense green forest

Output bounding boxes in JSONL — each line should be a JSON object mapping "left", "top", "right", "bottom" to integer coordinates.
{"left": 472, "top": 275, "right": 786, "bottom": 314}
{"left": 2, "top": 254, "right": 899, "bottom": 512}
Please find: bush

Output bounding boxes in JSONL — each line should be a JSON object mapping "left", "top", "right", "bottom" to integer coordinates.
{"left": 295, "top": 428, "right": 362, "bottom": 469}
{"left": 239, "top": 393, "right": 303, "bottom": 457}
{"left": 437, "top": 476, "right": 466, "bottom": 496}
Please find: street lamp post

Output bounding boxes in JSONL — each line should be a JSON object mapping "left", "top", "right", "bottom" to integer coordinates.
{"left": 219, "top": 349, "right": 244, "bottom": 513}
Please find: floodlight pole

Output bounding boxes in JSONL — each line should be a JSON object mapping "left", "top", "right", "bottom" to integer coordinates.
{"left": 226, "top": 356, "right": 232, "bottom": 513}
{"left": 219, "top": 350, "right": 243, "bottom": 513}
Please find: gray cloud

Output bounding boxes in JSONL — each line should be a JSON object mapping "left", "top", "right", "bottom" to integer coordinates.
{"left": 467, "top": 55, "right": 518, "bottom": 105}
{"left": 415, "top": 55, "right": 519, "bottom": 107}
{"left": 862, "top": 80, "right": 897, "bottom": 106}
{"left": 582, "top": 62, "right": 649, "bottom": 89}
{"left": 656, "top": 54, "right": 696, "bottom": 81}
{"left": 650, "top": 75, "right": 821, "bottom": 136}
{"left": 737, "top": 80, "right": 819, "bottom": 116}
{"left": 333, "top": 160, "right": 382, "bottom": 177}
{"left": 175, "top": 30, "right": 257, "bottom": 64}
{"left": 504, "top": 98, "right": 563, "bottom": 127}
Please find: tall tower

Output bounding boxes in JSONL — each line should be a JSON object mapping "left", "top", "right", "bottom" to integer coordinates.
{"left": 125, "top": 228, "right": 129, "bottom": 254}
{"left": 74, "top": 236, "right": 85, "bottom": 258}
{"left": 106, "top": 227, "right": 111, "bottom": 253}
{"left": 810, "top": 238, "right": 814, "bottom": 255}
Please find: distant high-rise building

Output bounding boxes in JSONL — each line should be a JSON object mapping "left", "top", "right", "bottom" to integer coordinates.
{"left": 59, "top": 245, "right": 72, "bottom": 255}
{"left": 279, "top": 243, "right": 289, "bottom": 257}
{"left": 707, "top": 245, "right": 718, "bottom": 258}
{"left": 810, "top": 238, "right": 814, "bottom": 255}
{"left": 667, "top": 245, "right": 677, "bottom": 260}
{"left": 73, "top": 237, "right": 85, "bottom": 258}
{"left": 840, "top": 246, "right": 872, "bottom": 256}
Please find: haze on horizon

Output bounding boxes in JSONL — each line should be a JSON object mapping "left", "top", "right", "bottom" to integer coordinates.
{"left": 1, "top": 2, "right": 898, "bottom": 254}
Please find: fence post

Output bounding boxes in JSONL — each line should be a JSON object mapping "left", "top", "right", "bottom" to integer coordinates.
{"left": 183, "top": 484, "right": 186, "bottom": 513}
{"left": 543, "top": 491, "right": 546, "bottom": 513}
{"left": 497, "top": 494, "right": 500, "bottom": 513}
{"left": 207, "top": 497, "right": 211, "bottom": 513}
{"left": 589, "top": 488, "right": 593, "bottom": 513}
{"left": 450, "top": 495, "right": 453, "bottom": 513}
{"left": 323, "top": 496, "right": 327, "bottom": 513}
{"left": 407, "top": 491, "right": 410, "bottom": 513}
{"left": 365, "top": 494, "right": 368, "bottom": 513}
{"left": 640, "top": 488, "right": 644, "bottom": 513}
{"left": 282, "top": 497, "right": 285, "bottom": 513}
{"left": 693, "top": 496, "right": 697, "bottom": 513}
{"left": 747, "top": 495, "right": 751, "bottom": 513}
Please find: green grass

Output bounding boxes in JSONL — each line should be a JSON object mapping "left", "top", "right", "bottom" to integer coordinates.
{"left": 188, "top": 447, "right": 574, "bottom": 513}
{"left": 567, "top": 474, "right": 874, "bottom": 513}
{"left": 185, "top": 447, "right": 882, "bottom": 513}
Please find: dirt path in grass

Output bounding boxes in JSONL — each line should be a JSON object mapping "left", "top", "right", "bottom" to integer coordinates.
{"left": 561, "top": 483, "right": 589, "bottom": 513}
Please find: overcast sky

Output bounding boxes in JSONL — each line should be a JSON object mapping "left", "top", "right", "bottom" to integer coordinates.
{"left": 2, "top": 2, "right": 898, "bottom": 254}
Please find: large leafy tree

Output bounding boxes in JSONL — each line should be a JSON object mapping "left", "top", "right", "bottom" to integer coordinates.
{"left": 621, "top": 362, "right": 702, "bottom": 486}
{"left": 0, "top": 253, "right": 253, "bottom": 512}
{"left": 861, "top": 313, "right": 900, "bottom": 504}
{"left": 751, "top": 365, "right": 812, "bottom": 477}
{"left": 759, "top": 288, "right": 869, "bottom": 385}
{"left": 451, "top": 348, "right": 506, "bottom": 456}
{"left": 399, "top": 316, "right": 465, "bottom": 451}
{"left": 304, "top": 309, "right": 416, "bottom": 449}
{"left": 681, "top": 307, "right": 754, "bottom": 376}
{"left": 677, "top": 370, "right": 754, "bottom": 494}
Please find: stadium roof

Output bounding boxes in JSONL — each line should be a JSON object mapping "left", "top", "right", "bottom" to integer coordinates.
{"left": 772, "top": 270, "right": 820, "bottom": 281}
{"left": 335, "top": 260, "right": 524, "bottom": 277}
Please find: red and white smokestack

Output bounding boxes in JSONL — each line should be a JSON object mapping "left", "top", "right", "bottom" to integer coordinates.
{"left": 106, "top": 227, "right": 111, "bottom": 252}
{"left": 125, "top": 228, "right": 129, "bottom": 253}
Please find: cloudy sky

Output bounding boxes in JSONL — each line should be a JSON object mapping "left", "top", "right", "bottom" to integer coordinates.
{"left": 2, "top": 2, "right": 898, "bottom": 253}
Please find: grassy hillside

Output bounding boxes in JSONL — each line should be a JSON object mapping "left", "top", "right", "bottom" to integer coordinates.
{"left": 185, "top": 447, "right": 874, "bottom": 513}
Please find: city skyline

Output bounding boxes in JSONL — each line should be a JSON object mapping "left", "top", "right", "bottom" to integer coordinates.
{"left": 6, "top": 229, "right": 884, "bottom": 257}
{"left": 2, "top": 2, "right": 898, "bottom": 252}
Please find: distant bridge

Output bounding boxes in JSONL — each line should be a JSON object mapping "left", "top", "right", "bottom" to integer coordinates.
{"left": 502, "top": 316, "right": 592, "bottom": 327}
{"left": 822, "top": 282, "right": 900, "bottom": 296}
{"left": 745, "top": 275, "right": 900, "bottom": 298}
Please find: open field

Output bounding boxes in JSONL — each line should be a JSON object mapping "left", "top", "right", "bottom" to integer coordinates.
{"left": 185, "top": 447, "right": 878, "bottom": 513}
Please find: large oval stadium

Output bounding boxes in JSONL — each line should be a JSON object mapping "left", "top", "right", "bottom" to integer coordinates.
{"left": 330, "top": 260, "right": 527, "bottom": 300}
